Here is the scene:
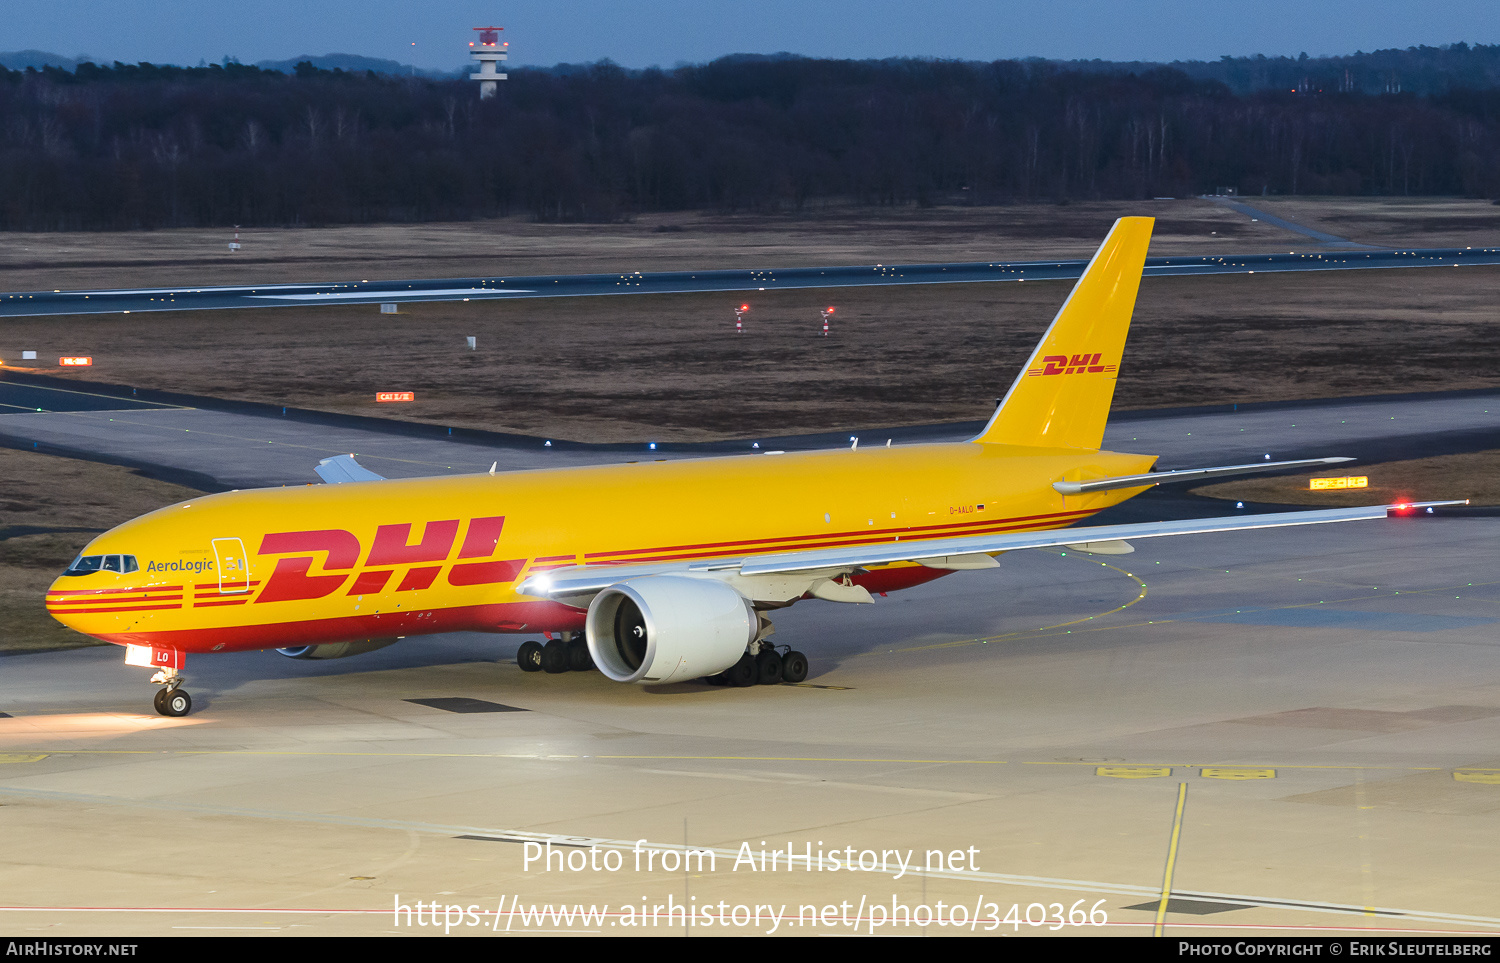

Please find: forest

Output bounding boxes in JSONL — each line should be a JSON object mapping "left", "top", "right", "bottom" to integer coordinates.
{"left": 3, "top": 52, "right": 1500, "bottom": 230}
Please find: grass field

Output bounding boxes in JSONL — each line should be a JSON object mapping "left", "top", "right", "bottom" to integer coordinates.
{"left": 0, "top": 199, "right": 1306, "bottom": 293}
{"left": 6, "top": 197, "right": 1499, "bottom": 443}
{"left": 4, "top": 257, "right": 1500, "bottom": 442}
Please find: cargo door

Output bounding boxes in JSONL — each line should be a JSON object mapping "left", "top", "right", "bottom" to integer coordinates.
{"left": 212, "top": 538, "right": 250, "bottom": 594}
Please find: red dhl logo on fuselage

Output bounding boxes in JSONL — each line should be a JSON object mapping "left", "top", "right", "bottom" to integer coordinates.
{"left": 1026, "top": 353, "right": 1117, "bottom": 377}
{"left": 254, "top": 516, "right": 525, "bottom": 604}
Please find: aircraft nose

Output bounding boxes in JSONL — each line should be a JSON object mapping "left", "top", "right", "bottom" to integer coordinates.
{"left": 45, "top": 574, "right": 84, "bottom": 630}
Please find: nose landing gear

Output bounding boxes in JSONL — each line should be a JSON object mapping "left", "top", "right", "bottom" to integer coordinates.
{"left": 150, "top": 669, "right": 192, "bottom": 717}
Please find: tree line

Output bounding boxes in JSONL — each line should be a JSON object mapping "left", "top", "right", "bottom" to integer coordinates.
{"left": 3, "top": 54, "right": 1500, "bottom": 230}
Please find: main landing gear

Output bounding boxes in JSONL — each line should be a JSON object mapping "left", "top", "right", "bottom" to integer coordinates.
{"left": 516, "top": 633, "right": 594, "bottom": 675}
{"left": 514, "top": 634, "right": 809, "bottom": 686}
{"left": 150, "top": 669, "right": 192, "bottom": 717}
{"left": 704, "top": 643, "right": 809, "bottom": 687}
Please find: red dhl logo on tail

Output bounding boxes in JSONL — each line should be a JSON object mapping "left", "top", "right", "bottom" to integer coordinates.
{"left": 254, "top": 516, "right": 527, "bottom": 604}
{"left": 1026, "top": 353, "right": 1117, "bottom": 377}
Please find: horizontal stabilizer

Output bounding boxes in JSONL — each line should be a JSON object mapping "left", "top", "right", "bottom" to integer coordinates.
{"left": 1053, "top": 457, "right": 1354, "bottom": 495}
{"left": 315, "top": 454, "right": 386, "bottom": 484}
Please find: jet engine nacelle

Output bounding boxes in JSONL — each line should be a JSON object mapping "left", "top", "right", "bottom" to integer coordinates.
{"left": 585, "top": 576, "right": 756, "bottom": 684}
{"left": 276, "top": 638, "right": 400, "bottom": 660}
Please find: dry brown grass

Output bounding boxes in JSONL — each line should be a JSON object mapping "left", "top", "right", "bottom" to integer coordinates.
{"left": 8, "top": 197, "right": 1498, "bottom": 443}
{"left": 1247, "top": 197, "right": 1500, "bottom": 248}
{"left": 0, "top": 199, "right": 1322, "bottom": 293}
{"left": 6, "top": 261, "right": 1500, "bottom": 443}
{"left": 4, "top": 197, "right": 1496, "bottom": 296}
{"left": 0, "top": 448, "right": 201, "bottom": 652}
{"left": 1192, "top": 449, "right": 1500, "bottom": 507}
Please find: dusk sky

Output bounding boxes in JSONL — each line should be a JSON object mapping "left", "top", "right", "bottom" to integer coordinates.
{"left": 7, "top": 1, "right": 1500, "bottom": 71}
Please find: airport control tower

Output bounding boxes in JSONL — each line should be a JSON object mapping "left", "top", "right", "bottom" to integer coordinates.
{"left": 470, "top": 26, "right": 508, "bottom": 99}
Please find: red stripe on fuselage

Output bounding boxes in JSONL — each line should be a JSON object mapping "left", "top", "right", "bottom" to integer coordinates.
{"left": 47, "top": 594, "right": 183, "bottom": 606}
{"left": 48, "top": 604, "right": 183, "bottom": 615}
{"left": 48, "top": 584, "right": 184, "bottom": 597}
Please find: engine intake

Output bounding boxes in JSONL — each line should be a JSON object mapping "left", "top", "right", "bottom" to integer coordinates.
{"left": 585, "top": 576, "right": 756, "bottom": 684}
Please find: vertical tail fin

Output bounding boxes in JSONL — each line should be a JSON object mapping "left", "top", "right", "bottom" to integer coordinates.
{"left": 973, "top": 216, "right": 1154, "bottom": 450}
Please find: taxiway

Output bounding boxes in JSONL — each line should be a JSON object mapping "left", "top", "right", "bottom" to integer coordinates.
{"left": 1, "top": 384, "right": 1497, "bottom": 936}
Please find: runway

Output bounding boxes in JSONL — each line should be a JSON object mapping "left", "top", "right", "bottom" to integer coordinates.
{"left": 2, "top": 378, "right": 1499, "bottom": 936}
{"left": 3, "top": 246, "right": 1499, "bottom": 317}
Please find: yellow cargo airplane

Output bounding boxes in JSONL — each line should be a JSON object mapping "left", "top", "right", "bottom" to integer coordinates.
{"left": 46, "top": 218, "right": 1458, "bottom": 716}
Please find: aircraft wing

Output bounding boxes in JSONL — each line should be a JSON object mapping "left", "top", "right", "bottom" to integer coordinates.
{"left": 738, "top": 501, "right": 1462, "bottom": 574}
{"left": 520, "top": 500, "right": 1465, "bottom": 600}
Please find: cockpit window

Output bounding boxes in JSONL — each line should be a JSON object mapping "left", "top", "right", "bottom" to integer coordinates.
{"left": 63, "top": 554, "right": 138, "bottom": 577}
{"left": 64, "top": 555, "right": 103, "bottom": 576}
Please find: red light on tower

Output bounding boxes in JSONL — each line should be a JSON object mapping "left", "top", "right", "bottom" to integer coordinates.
{"left": 734, "top": 303, "right": 749, "bottom": 334}
{"left": 820, "top": 306, "right": 835, "bottom": 336}
{"left": 470, "top": 27, "right": 508, "bottom": 99}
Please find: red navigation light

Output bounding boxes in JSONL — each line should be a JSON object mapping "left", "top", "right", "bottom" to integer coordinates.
{"left": 826, "top": 307, "right": 835, "bottom": 313}
{"left": 739, "top": 304, "right": 750, "bottom": 311}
